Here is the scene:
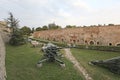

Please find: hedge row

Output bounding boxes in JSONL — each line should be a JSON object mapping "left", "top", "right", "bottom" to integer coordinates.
{"left": 30, "top": 38, "right": 120, "bottom": 52}
{"left": 30, "top": 38, "right": 67, "bottom": 47}
{"left": 76, "top": 45, "right": 120, "bottom": 52}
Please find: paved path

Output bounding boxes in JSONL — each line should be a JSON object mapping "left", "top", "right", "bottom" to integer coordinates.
{"left": 64, "top": 48, "right": 93, "bottom": 80}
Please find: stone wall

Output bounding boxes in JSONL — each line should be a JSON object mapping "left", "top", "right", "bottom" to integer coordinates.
{"left": 0, "top": 34, "right": 6, "bottom": 80}
{"left": 33, "top": 25, "right": 120, "bottom": 46}
{"left": 0, "top": 21, "right": 8, "bottom": 80}
{"left": 0, "top": 21, "right": 11, "bottom": 43}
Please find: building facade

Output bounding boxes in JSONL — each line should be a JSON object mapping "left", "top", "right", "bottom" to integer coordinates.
{"left": 33, "top": 26, "right": 120, "bottom": 46}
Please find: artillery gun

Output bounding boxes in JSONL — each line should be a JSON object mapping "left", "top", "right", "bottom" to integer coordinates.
{"left": 37, "top": 43, "right": 65, "bottom": 68}
{"left": 89, "top": 57, "right": 120, "bottom": 74}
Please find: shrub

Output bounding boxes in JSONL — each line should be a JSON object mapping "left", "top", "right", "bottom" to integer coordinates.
{"left": 31, "top": 38, "right": 120, "bottom": 52}
{"left": 30, "top": 38, "right": 67, "bottom": 47}
{"left": 9, "top": 30, "right": 25, "bottom": 46}
{"left": 76, "top": 45, "right": 120, "bottom": 52}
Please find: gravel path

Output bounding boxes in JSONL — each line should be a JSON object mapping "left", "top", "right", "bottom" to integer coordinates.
{"left": 64, "top": 48, "right": 93, "bottom": 80}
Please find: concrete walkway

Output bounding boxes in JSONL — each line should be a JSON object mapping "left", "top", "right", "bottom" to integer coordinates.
{"left": 64, "top": 48, "right": 93, "bottom": 80}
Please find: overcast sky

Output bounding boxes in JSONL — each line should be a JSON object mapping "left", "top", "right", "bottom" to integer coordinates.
{"left": 0, "top": 0, "right": 120, "bottom": 28}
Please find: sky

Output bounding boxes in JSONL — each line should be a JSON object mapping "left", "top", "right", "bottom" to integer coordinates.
{"left": 0, "top": 0, "right": 120, "bottom": 28}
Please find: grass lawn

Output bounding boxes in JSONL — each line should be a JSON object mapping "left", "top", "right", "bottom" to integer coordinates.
{"left": 6, "top": 44, "right": 84, "bottom": 80}
{"left": 71, "top": 48, "right": 120, "bottom": 80}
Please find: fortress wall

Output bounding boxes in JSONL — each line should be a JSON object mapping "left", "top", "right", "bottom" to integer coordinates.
{"left": 33, "top": 26, "right": 120, "bottom": 46}
{"left": 0, "top": 21, "right": 9, "bottom": 80}
{"left": 0, "top": 34, "right": 6, "bottom": 80}
{"left": 99, "top": 26, "right": 120, "bottom": 46}
{"left": 0, "top": 21, "right": 11, "bottom": 43}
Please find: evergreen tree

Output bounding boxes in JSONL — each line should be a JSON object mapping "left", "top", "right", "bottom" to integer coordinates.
{"left": 5, "top": 12, "right": 25, "bottom": 46}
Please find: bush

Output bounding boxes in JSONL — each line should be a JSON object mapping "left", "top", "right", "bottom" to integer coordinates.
{"left": 52, "top": 42, "right": 67, "bottom": 47}
{"left": 76, "top": 45, "right": 120, "bottom": 52}
{"left": 31, "top": 38, "right": 120, "bottom": 52}
{"left": 9, "top": 30, "right": 25, "bottom": 46}
{"left": 76, "top": 45, "right": 86, "bottom": 49}
{"left": 30, "top": 38, "right": 67, "bottom": 47}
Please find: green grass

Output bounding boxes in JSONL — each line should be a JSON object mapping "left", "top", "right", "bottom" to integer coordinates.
{"left": 71, "top": 48, "right": 120, "bottom": 80}
{"left": 6, "top": 44, "right": 83, "bottom": 80}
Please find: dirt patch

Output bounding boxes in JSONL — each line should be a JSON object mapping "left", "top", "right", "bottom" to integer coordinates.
{"left": 64, "top": 48, "right": 93, "bottom": 80}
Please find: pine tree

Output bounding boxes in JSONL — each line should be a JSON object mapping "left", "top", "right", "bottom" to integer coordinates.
{"left": 5, "top": 12, "right": 25, "bottom": 46}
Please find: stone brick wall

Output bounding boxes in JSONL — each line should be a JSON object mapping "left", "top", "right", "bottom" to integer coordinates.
{"left": 0, "top": 21, "right": 11, "bottom": 43}
{"left": 33, "top": 26, "right": 120, "bottom": 46}
{"left": 0, "top": 21, "right": 8, "bottom": 80}
{"left": 0, "top": 34, "right": 6, "bottom": 80}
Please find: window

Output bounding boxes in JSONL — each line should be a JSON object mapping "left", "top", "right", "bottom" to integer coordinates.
{"left": 116, "top": 44, "right": 120, "bottom": 46}
{"left": 97, "top": 42, "right": 99, "bottom": 45}
{"left": 73, "top": 40, "right": 76, "bottom": 43}
{"left": 85, "top": 40, "right": 87, "bottom": 43}
{"left": 90, "top": 41, "right": 94, "bottom": 45}
{"left": 53, "top": 38, "right": 56, "bottom": 41}
{"left": 91, "top": 34, "right": 93, "bottom": 37}
{"left": 109, "top": 43, "right": 112, "bottom": 46}
{"left": 61, "top": 39, "right": 64, "bottom": 42}
{"left": 47, "top": 38, "right": 49, "bottom": 40}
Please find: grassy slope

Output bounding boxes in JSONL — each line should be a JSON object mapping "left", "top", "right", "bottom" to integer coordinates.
{"left": 6, "top": 44, "right": 83, "bottom": 80}
{"left": 71, "top": 48, "right": 120, "bottom": 80}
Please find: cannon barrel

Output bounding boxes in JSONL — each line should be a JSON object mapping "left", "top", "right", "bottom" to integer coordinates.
{"left": 89, "top": 57, "right": 120, "bottom": 74}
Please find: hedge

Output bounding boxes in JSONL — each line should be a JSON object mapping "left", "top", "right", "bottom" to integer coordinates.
{"left": 76, "top": 45, "right": 120, "bottom": 52}
{"left": 30, "top": 38, "right": 67, "bottom": 47}
{"left": 30, "top": 38, "right": 120, "bottom": 52}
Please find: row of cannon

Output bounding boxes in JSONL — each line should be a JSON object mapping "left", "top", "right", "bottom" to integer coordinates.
{"left": 30, "top": 39, "right": 120, "bottom": 74}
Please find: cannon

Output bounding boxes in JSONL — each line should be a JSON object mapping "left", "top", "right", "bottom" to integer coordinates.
{"left": 37, "top": 43, "right": 65, "bottom": 68}
{"left": 89, "top": 57, "right": 120, "bottom": 74}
